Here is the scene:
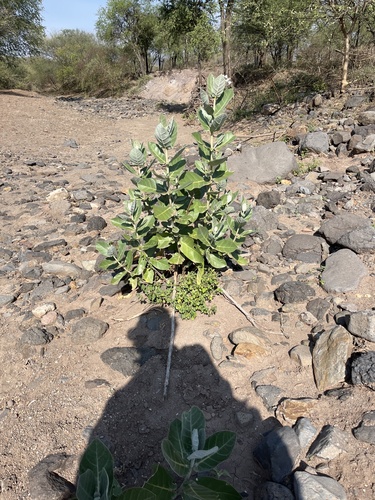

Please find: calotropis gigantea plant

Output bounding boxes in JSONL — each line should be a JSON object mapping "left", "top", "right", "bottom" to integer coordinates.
{"left": 75, "top": 406, "right": 241, "bottom": 500}
{"left": 96, "top": 74, "right": 252, "bottom": 289}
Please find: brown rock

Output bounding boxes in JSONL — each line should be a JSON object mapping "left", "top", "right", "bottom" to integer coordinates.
{"left": 277, "top": 398, "right": 319, "bottom": 422}
{"left": 234, "top": 342, "right": 269, "bottom": 359}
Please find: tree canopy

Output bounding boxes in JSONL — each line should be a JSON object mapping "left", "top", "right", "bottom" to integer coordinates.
{"left": 0, "top": 0, "right": 44, "bottom": 60}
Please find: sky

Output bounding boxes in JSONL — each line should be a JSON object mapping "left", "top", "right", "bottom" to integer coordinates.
{"left": 42, "top": 0, "right": 107, "bottom": 35}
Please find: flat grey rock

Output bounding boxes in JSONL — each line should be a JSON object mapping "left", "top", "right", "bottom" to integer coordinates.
{"left": 306, "top": 298, "right": 331, "bottom": 321}
{"left": 293, "top": 417, "right": 317, "bottom": 449}
{"left": 100, "top": 346, "right": 158, "bottom": 377}
{"left": 319, "top": 214, "right": 372, "bottom": 245}
{"left": 245, "top": 205, "right": 279, "bottom": 233}
{"left": 0, "top": 294, "right": 15, "bottom": 307}
{"left": 307, "top": 425, "right": 349, "bottom": 460}
{"left": 71, "top": 317, "right": 108, "bottom": 344}
{"left": 28, "top": 453, "right": 75, "bottom": 500}
{"left": 282, "top": 234, "right": 323, "bottom": 263}
{"left": 351, "top": 351, "right": 375, "bottom": 390}
{"left": 353, "top": 410, "right": 375, "bottom": 444}
{"left": 358, "top": 110, "right": 375, "bottom": 126}
{"left": 347, "top": 310, "right": 375, "bottom": 342}
{"left": 228, "top": 141, "right": 297, "bottom": 184}
{"left": 256, "top": 190, "right": 281, "bottom": 209}
{"left": 312, "top": 326, "right": 352, "bottom": 391}
{"left": 256, "top": 481, "right": 295, "bottom": 500}
{"left": 42, "top": 261, "right": 82, "bottom": 278}
{"left": 337, "top": 226, "right": 375, "bottom": 253}
{"left": 274, "top": 281, "right": 315, "bottom": 304}
{"left": 300, "top": 131, "right": 329, "bottom": 154}
{"left": 321, "top": 249, "right": 367, "bottom": 293}
{"left": 254, "top": 426, "right": 301, "bottom": 483}
{"left": 20, "top": 327, "right": 54, "bottom": 346}
{"left": 255, "top": 385, "right": 283, "bottom": 412}
{"left": 294, "top": 471, "right": 347, "bottom": 500}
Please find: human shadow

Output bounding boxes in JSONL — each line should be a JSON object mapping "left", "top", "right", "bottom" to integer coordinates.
{"left": 90, "top": 307, "right": 283, "bottom": 496}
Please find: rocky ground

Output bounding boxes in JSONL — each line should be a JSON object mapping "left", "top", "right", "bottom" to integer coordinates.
{"left": 0, "top": 77, "right": 375, "bottom": 500}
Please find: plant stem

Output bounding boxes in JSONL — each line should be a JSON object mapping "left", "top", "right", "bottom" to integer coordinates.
{"left": 163, "top": 271, "right": 177, "bottom": 399}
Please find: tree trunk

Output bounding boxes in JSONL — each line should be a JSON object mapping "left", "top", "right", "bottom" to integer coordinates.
{"left": 219, "top": 1, "right": 235, "bottom": 77}
{"left": 339, "top": 18, "right": 350, "bottom": 91}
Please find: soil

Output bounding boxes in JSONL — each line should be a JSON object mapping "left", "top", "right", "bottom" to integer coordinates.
{"left": 0, "top": 78, "right": 374, "bottom": 500}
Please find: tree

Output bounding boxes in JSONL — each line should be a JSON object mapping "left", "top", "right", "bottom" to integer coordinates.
{"left": 96, "top": 0, "right": 158, "bottom": 75}
{"left": 218, "top": 0, "right": 236, "bottom": 77}
{"left": 0, "top": 0, "right": 44, "bottom": 60}
{"left": 233, "top": 0, "right": 317, "bottom": 67}
{"left": 319, "top": 0, "right": 372, "bottom": 91}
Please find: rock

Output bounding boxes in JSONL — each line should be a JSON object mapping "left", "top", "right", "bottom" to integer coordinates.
{"left": 64, "top": 308, "right": 86, "bottom": 322}
{"left": 210, "top": 335, "right": 226, "bottom": 361}
{"left": 352, "top": 134, "right": 375, "bottom": 154}
{"left": 245, "top": 205, "right": 279, "bottom": 234}
{"left": 84, "top": 379, "right": 111, "bottom": 389}
{"left": 300, "top": 131, "right": 329, "bottom": 154}
{"left": 321, "top": 249, "right": 367, "bottom": 293}
{"left": 256, "top": 481, "right": 295, "bottom": 500}
{"left": 100, "top": 346, "right": 158, "bottom": 377}
{"left": 353, "top": 410, "right": 375, "bottom": 444}
{"left": 46, "top": 187, "right": 69, "bottom": 202}
{"left": 337, "top": 226, "right": 375, "bottom": 253}
{"left": 32, "top": 302, "right": 56, "bottom": 319}
{"left": 254, "top": 426, "right": 301, "bottom": 483}
{"left": 294, "top": 471, "right": 347, "bottom": 500}
{"left": 319, "top": 213, "right": 372, "bottom": 244}
{"left": 347, "top": 310, "right": 375, "bottom": 342}
{"left": 282, "top": 234, "right": 323, "bottom": 263}
{"left": 255, "top": 385, "right": 283, "bottom": 412}
{"left": 42, "top": 261, "right": 82, "bottom": 278}
{"left": 351, "top": 351, "right": 375, "bottom": 390}
{"left": 344, "top": 95, "right": 366, "bottom": 108}
{"left": 234, "top": 342, "right": 269, "bottom": 359}
{"left": 28, "top": 453, "right": 75, "bottom": 500}
{"left": 289, "top": 345, "right": 312, "bottom": 367}
{"left": 34, "top": 239, "right": 67, "bottom": 252}
{"left": 0, "top": 294, "right": 15, "bottom": 307}
{"left": 312, "top": 326, "right": 352, "bottom": 391}
{"left": 99, "top": 282, "right": 125, "bottom": 297}
{"left": 64, "top": 138, "right": 79, "bottom": 148}
{"left": 235, "top": 411, "right": 255, "bottom": 427}
{"left": 293, "top": 417, "right": 318, "bottom": 448}
{"left": 277, "top": 398, "right": 318, "bottom": 423}
{"left": 87, "top": 216, "right": 107, "bottom": 231}
{"left": 306, "top": 298, "right": 331, "bottom": 321}
{"left": 274, "top": 281, "right": 315, "bottom": 304}
{"left": 229, "top": 326, "right": 270, "bottom": 347}
{"left": 331, "top": 131, "right": 352, "bottom": 146}
{"left": 20, "top": 327, "right": 53, "bottom": 345}
{"left": 71, "top": 317, "right": 108, "bottom": 344}
{"left": 307, "top": 425, "right": 349, "bottom": 460}
{"left": 228, "top": 141, "right": 298, "bottom": 184}
{"left": 256, "top": 190, "right": 281, "bottom": 209}
{"left": 358, "top": 110, "right": 375, "bottom": 126}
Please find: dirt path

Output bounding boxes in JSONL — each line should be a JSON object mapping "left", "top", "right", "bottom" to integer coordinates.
{"left": 0, "top": 88, "right": 374, "bottom": 500}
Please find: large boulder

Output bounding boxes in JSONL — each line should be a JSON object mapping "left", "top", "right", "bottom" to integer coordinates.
{"left": 228, "top": 141, "right": 297, "bottom": 184}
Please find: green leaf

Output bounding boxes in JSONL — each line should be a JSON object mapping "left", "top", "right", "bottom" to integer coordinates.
{"left": 143, "top": 267, "right": 154, "bottom": 283}
{"left": 211, "top": 74, "right": 226, "bottom": 98}
{"left": 99, "top": 258, "right": 118, "bottom": 271}
{"left": 143, "top": 235, "right": 159, "bottom": 251}
{"left": 156, "top": 235, "right": 174, "bottom": 249}
{"left": 186, "top": 477, "right": 241, "bottom": 500}
{"left": 137, "top": 178, "right": 157, "bottom": 193}
{"left": 161, "top": 438, "right": 190, "bottom": 477}
{"left": 169, "top": 253, "right": 185, "bottom": 265}
{"left": 124, "top": 250, "right": 134, "bottom": 271}
{"left": 200, "top": 88, "right": 209, "bottom": 105}
{"left": 193, "top": 226, "right": 211, "bottom": 247}
{"left": 111, "top": 216, "right": 133, "bottom": 231}
{"left": 129, "top": 147, "right": 146, "bottom": 166}
{"left": 210, "top": 113, "right": 227, "bottom": 134}
{"left": 149, "top": 257, "right": 170, "bottom": 271}
{"left": 214, "top": 239, "right": 238, "bottom": 254}
{"left": 180, "top": 407, "right": 206, "bottom": 455}
{"left": 148, "top": 142, "right": 166, "bottom": 164}
{"left": 143, "top": 465, "right": 175, "bottom": 499}
{"left": 206, "top": 73, "right": 215, "bottom": 97}
{"left": 214, "top": 132, "right": 235, "bottom": 151}
{"left": 153, "top": 201, "right": 174, "bottom": 221}
{"left": 137, "top": 215, "right": 155, "bottom": 234}
{"left": 111, "top": 271, "right": 127, "bottom": 285}
{"left": 197, "top": 108, "right": 211, "bottom": 131}
{"left": 215, "top": 88, "right": 234, "bottom": 115}
{"left": 205, "top": 251, "right": 227, "bottom": 269}
{"left": 195, "top": 431, "right": 236, "bottom": 471}
{"left": 119, "top": 487, "right": 156, "bottom": 500}
{"left": 78, "top": 439, "right": 114, "bottom": 499}
{"left": 179, "top": 171, "right": 207, "bottom": 191}
{"left": 76, "top": 469, "right": 97, "bottom": 500}
{"left": 96, "top": 241, "right": 111, "bottom": 256}
{"left": 179, "top": 236, "right": 204, "bottom": 264}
